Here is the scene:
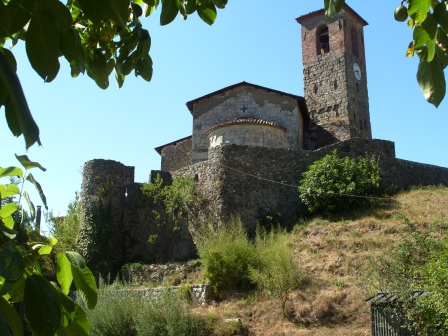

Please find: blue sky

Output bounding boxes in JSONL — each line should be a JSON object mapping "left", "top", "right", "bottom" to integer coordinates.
{"left": 1, "top": 1, "right": 447, "bottom": 230}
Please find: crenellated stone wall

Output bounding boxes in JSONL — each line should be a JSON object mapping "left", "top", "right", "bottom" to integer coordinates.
{"left": 80, "top": 139, "right": 448, "bottom": 271}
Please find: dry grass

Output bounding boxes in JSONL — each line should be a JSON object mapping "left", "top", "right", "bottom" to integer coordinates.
{"left": 190, "top": 186, "right": 448, "bottom": 335}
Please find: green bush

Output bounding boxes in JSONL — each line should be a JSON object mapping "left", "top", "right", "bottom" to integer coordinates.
{"left": 134, "top": 290, "right": 207, "bottom": 336}
{"left": 195, "top": 218, "right": 258, "bottom": 297}
{"left": 389, "top": 222, "right": 448, "bottom": 336}
{"left": 298, "top": 150, "right": 381, "bottom": 213}
{"left": 249, "top": 228, "right": 302, "bottom": 317}
{"left": 83, "top": 280, "right": 207, "bottom": 336}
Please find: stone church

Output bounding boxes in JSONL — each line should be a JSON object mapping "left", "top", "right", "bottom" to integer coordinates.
{"left": 155, "top": 4, "right": 371, "bottom": 172}
{"left": 80, "top": 4, "right": 448, "bottom": 270}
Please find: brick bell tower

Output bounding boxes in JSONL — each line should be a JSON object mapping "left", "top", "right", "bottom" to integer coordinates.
{"left": 297, "top": 4, "right": 371, "bottom": 150}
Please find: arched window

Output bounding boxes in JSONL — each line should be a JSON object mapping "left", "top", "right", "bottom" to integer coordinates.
{"left": 317, "top": 26, "right": 329, "bottom": 55}
{"left": 351, "top": 27, "right": 359, "bottom": 58}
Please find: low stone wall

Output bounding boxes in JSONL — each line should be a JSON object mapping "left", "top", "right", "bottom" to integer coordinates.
{"left": 103, "top": 284, "right": 214, "bottom": 306}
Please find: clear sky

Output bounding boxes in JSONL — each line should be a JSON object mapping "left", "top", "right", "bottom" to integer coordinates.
{"left": 1, "top": 1, "right": 447, "bottom": 231}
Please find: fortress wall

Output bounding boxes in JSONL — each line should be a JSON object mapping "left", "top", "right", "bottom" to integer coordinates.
{"left": 80, "top": 139, "right": 448, "bottom": 269}
{"left": 79, "top": 159, "right": 135, "bottom": 276}
{"left": 379, "top": 158, "right": 448, "bottom": 190}
{"left": 202, "top": 138, "right": 396, "bottom": 230}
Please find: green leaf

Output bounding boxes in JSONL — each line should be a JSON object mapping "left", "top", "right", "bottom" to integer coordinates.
{"left": 57, "top": 253, "right": 73, "bottom": 295}
{"left": 25, "top": 173, "right": 48, "bottom": 210}
{"left": 0, "top": 241, "right": 25, "bottom": 282}
{"left": 24, "top": 275, "right": 61, "bottom": 336}
{"left": 185, "top": 0, "right": 197, "bottom": 15}
{"left": 0, "top": 51, "right": 41, "bottom": 149}
{"left": 197, "top": 2, "right": 217, "bottom": 25}
{"left": 38, "top": 245, "right": 52, "bottom": 255}
{"left": 0, "top": 296, "right": 23, "bottom": 336}
{"left": 26, "top": 9, "right": 61, "bottom": 82}
{"left": 114, "top": 67, "right": 125, "bottom": 88}
{"left": 15, "top": 154, "right": 46, "bottom": 172}
{"left": 60, "top": 28, "right": 85, "bottom": 75}
{"left": 408, "top": 0, "right": 431, "bottom": 24}
{"left": 0, "top": 222, "right": 17, "bottom": 239}
{"left": 324, "top": 0, "right": 344, "bottom": 20}
{"left": 0, "top": 167, "right": 23, "bottom": 178}
{"left": 23, "top": 191, "right": 36, "bottom": 221}
{"left": 210, "top": 0, "right": 227, "bottom": 9}
{"left": 0, "top": 2, "right": 11, "bottom": 38}
{"left": 8, "top": 272, "right": 26, "bottom": 303}
{"left": 40, "top": 0, "right": 73, "bottom": 31}
{"left": 434, "top": 2, "right": 448, "bottom": 33}
{"left": 65, "top": 303, "right": 90, "bottom": 336}
{"left": 0, "top": 184, "right": 20, "bottom": 198}
{"left": 64, "top": 251, "right": 86, "bottom": 271}
{"left": 2, "top": 216, "right": 14, "bottom": 230}
{"left": 77, "top": 0, "right": 105, "bottom": 24}
{"left": 49, "top": 236, "right": 58, "bottom": 246}
{"left": 104, "top": 0, "right": 130, "bottom": 27}
{"left": 135, "top": 54, "right": 153, "bottom": 81}
{"left": 86, "top": 51, "right": 109, "bottom": 89}
{"left": 136, "top": 28, "right": 151, "bottom": 59}
{"left": 0, "top": 203, "right": 18, "bottom": 218}
{"left": 417, "top": 59, "right": 446, "bottom": 107}
{"left": 160, "top": 0, "right": 179, "bottom": 25}
{"left": 6, "top": 0, "right": 35, "bottom": 36}
{"left": 71, "top": 265, "right": 97, "bottom": 310}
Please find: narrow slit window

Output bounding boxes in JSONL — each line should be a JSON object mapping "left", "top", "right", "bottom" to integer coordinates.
{"left": 317, "top": 26, "right": 329, "bottom": 55}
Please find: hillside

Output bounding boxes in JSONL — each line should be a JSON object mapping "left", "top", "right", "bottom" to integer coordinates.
{"left": 191, "top": 186, "right": 448, "bottom": 335}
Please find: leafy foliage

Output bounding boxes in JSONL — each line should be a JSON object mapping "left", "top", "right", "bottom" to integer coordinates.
{"left": 0, "top": 156, "right": 98, "bottom": 336}
{"left": 298, "top": 150, "right": 381, "bottom": 214}
{"left": 195, "top": 218, "right": 258, "bottom": 297}
{"left": 248, "top": 227, "right": 302, "bottom": 317}
{"left": 141, "top": 174, "right": 205, "bottom": 244}
{"left": 0, "top": 0, "right": 228, "bottom": 149}
{"left": 84, "top": 279, "right": 207, "bottom": 336}
{"left": 370, "top": 218, "right": 448, "bottom": 335}
{"left": 48, "top": 191, "right": 81, "bottom": 253}
{"left": 324, "top": 0, "right": 448, "bottom": 107}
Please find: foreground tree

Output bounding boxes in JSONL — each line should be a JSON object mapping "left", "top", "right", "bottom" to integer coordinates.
{"left": 0, "top": 0, "right": 228, "bottom": 149}
{"left": 324, "top": 0, "right": 448, "bottom": 107}
{"left": 0, "top": 1, "right": 229, "bottom": 334}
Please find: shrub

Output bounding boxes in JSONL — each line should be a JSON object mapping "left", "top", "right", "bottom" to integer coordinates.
{"left": 83, "top": 280, "right": 207, "bottom": 336}
{"left": 298, "top": 150, "right": 380, "bottom": 213}
{"left": 134, "top": 290, "right": 207, "bottom": 336}
{"left": 195, "top": 218, "right": 258, "bottom": 297}
{"left": 249, "top": 228, "right": 302, "bottom": 317}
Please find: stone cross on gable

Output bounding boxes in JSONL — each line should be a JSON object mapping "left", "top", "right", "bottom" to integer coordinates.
{"left": 240, "top": 105, "right": 248, "bottom": 113}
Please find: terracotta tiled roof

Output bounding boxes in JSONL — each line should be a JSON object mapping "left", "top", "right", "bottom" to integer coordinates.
{"left": 205, "top": 118, "right": 287, "bottom": 136}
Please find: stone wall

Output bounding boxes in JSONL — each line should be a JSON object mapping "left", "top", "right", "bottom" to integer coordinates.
{"left": 80, "top": 139, "right": 448, "bottom": 269}
{"left": 90, "top": 284, "right": 214, "bottom": 307}
{"left": 190, "top": 85, "right": 304, "bottom": 164}
{"left": 160, "top": 137, "right": 192, "bottom": 172}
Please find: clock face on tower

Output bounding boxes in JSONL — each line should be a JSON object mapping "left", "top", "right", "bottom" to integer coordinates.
{"left": 353, "top": 62, "right": 362, "bottom": 81}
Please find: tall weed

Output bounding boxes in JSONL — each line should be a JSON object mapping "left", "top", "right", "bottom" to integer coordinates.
{"left": 82, "top": 280, "right": 207, "bottom": 336}
{"left": 196, "top": 218, "right": 258, "bottom": 297}
{"left": 249, "top": 228, "right": 302, "bottom": 317}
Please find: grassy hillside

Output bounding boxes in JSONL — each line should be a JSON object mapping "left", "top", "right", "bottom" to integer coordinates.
{"left": 192, "top": 186, "right": 448, "bottom": 335}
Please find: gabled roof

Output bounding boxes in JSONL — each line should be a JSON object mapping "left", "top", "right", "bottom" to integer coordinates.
{"left": 154, "top": 135, "right": 192, "bottom": 155}
{"left": 186, "top": 81, "right": 309, "bottom": 123}
{"left": 296, "top": 3, "right": 368, "bottom": 26}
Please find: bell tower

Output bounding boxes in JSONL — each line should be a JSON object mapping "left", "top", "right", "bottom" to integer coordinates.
{"left": 297, "top": 4, "right": 371, "bottom": 150}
